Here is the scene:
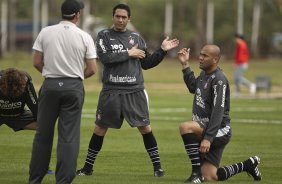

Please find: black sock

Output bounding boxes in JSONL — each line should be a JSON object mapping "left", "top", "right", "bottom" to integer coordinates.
{"left": 142, "top": 131, "right": 161, "bottom": 170}
{"left": 83, "top": 133, "right": 104, "bottom": 171}
{"left": 181, "top": 133, "right": 201, "bottom": 174}
{"left": 217, "top": 158, "right": 252, "bottom": 181}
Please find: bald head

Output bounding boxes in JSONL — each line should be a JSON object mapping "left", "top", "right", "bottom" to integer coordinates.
{"left": 198, "top": 44, "right": 221, "bottom": 73}
{"left": 202, "top": 44, "right": 221, "bottom": 61}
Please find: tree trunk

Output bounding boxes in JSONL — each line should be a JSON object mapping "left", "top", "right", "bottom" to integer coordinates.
{"left": 237, "top": 0, "right": 244, "bottom": 35}
{"left": 206, "top": 0, "right": 214, "bottom": 44}
{"left": 195, "top": 0, "right": 205, "bottom": 55}
{"left": 9, "top": 0, "right": 17, "bottom": 53}
{"left": 41, "top": 0, "right": 49, "bottom": 29}
{"left": 33, "top": 0, "right": 40, "bottom": 42}
{"left": 1, "top": 0, "right": 8, "bottom": 57}
{"left": 164, "top": 0, "right": 173, "bottom": 37}
{"left": 251, "top": 0, "right": 261, "bottom": 58}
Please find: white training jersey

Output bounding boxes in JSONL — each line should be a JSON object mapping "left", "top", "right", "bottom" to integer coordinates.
{"left": 33, "top": 21, "right": 97, "bottom": 80}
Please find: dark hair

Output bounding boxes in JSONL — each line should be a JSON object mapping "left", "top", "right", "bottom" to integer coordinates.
{"left": 61, "top": 0, "right": 84, "bottom": 20}
{"left": 234, "top": 33, "right": 245, "bottom": 40}
{"left": 0, "top": 68, "right": 27, "bottom": 98}
{"left": 113, "top": 3, "right": 131, "bottom": 17}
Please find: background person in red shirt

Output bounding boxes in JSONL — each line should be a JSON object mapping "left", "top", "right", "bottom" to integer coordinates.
{"left": 234, "top": 33, "right": 256, "bottom": 96}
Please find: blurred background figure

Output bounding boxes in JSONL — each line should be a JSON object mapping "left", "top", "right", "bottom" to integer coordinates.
{"left": 234, "top": 33, "right": 256, "bottom": 97}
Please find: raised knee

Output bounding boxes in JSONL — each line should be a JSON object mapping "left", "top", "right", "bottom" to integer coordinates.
{"left": 179, "top": 122, "right": 193, "bottom": 134}
{"left": 179, "top": 122, "right": 187, "bottom": 132}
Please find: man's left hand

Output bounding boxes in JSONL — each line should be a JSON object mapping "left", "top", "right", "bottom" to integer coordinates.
{"left": 161, "top": 36, "right": 179, "bottom": 51}
{"left": 199, "top": 139, "right": 211, "bottom": 153}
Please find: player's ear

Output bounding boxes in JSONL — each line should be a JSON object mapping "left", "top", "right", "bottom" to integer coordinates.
{"left": 76, "top": 11, "right": 81, "bottom": 19}
{"left": 214, "top": 56, "right": 220, "bottom": 64}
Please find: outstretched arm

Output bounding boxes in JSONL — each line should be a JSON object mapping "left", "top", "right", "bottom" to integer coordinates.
{"left": 141, "top": 36, "right": 179, "bottom": 70}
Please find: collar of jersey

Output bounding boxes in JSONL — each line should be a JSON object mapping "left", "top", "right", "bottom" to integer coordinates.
{"left": 60, "top": 21, "right": 76, "bottom": 27}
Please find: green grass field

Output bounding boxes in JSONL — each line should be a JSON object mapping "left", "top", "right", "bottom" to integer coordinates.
{"left": 0, "top": 53, "right": 282, "bottom": 183}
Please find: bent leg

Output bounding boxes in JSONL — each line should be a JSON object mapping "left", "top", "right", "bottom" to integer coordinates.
{"left": 179, "top": 121, "right": 203, "bottom": 139}
{"left": 180, "top": 121, "right": 204, "bottom": 182}
{"left": 201, "top": 161, "right": 218, "bottom": 181}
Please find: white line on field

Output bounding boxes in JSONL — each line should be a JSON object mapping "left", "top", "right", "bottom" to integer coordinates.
{"left": 149, "top": 116, "right": 282, "bottom": 125}
{"left": 83, "top": 107, "right": 281, "bottom": 113}
{"left": 81, "top": 114, "right": 282, "bottom": 125}
{"left": 81, "top": 106, "right": 282, "bottom": 124}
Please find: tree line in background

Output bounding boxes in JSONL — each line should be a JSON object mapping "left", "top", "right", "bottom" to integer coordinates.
{"left": 1, "top": 0, "right": 282, "bottom": 59}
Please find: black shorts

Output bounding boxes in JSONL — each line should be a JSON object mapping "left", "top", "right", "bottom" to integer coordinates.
{"left": 201, "top": 135, "right": 230, "bottom": 167}
{"left": 0, "top": 110, "right": 36, "bottom": 132}
{"left": 95, "top": 90, "right": 150, "bottom": 128}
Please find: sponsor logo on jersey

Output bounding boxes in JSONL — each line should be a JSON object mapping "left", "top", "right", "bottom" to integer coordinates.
{"left": 28, "top": 85, "right": 37, "bottom": 104}
{"left": 128, "top": 36, "right": 135, "bottom": 45}
{"left": 109, "top": 74, "right": 136, "bottom": 83}
{"left": 110, "top": 44, "right": 128, "bottom": 53}
{"left": 221, "top": 84, "right": 226, "bottom": 107}
{"left": 99, "top": 39, "right": 107, "bottom": 53}
{"left": 192, "top": 114, "right": 209, "bottom": 124}
{"left": 195, "top": 88, "right": 205, "bottom": 108}
{"left": 0, "top": 100, "right": 22, "bottom": 109}
{"left": 213, "top": 85, "right": 217, "bottom": 106}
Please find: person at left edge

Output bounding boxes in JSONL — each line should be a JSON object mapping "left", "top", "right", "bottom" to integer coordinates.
{"left": 0, "top": 68, "right": 38, "bottom": 131}
{"left": 0, "top": 68, "right": 53, "bottom": 175}
{"left": 29, "top": 0, "right": 97, "bottom": 184}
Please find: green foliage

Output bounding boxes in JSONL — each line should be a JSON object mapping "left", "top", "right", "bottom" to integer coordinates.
{"left": 8, "top": 0, "right": 282, "bottom": 58}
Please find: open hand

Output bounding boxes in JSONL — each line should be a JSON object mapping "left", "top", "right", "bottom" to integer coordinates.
{"left": 161, "top": 36, "right": 179, "bottom": 51}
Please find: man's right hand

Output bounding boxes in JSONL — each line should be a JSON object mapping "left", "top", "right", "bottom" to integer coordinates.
{"left": 177, "top": 48, "right": 190, "bottom": 69}
{"left": 128, "top": 44, "right": 145, "bottom": 59}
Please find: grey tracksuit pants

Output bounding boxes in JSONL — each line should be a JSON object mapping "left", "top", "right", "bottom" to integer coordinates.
{"left": 29, "top": 78, "right": 84, "bottom": 184}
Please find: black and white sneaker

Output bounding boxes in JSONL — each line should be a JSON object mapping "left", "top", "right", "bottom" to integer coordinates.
{"left": 76, "top": 168, "right": 93, "bottom": 176}
{"left": 184, "top": 172, "right": 203, "bottom": 183}
{"left": 154, "top": 168, "right": 165, "bottom": 177}
{"left": 246, "top": 156, "right": 262, "bottom": 181}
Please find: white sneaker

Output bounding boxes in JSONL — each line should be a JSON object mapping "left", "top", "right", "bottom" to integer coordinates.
{"left": 250, "top": 83, "right": 256, "bottom": 95}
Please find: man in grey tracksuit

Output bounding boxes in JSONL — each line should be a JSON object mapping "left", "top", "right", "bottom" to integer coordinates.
{"left": 29, "top": 1, "right": 97, "bottom": 183}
